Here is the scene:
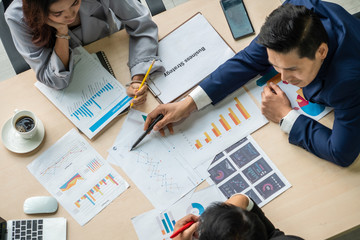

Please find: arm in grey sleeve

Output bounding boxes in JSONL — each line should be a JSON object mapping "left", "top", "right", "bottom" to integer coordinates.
{"left": 109, "top": 0, "right": 164, "bottom": 77}
{"left": 5, "top": 7, "right": 73, "bottom": 89}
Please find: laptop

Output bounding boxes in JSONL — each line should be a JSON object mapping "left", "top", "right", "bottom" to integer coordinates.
{"left": 0, "top": 216, "right": 66, "bottom": 240}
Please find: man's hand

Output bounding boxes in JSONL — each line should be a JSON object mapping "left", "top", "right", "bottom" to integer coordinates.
{"left": 126, "top": 75, "right": 148, "bottom": 106}
{"left": 261, "top": 82, "right": 292, "bottom": 123}
{"left": 173, "top": 214, "right": 200, "bottom": 240}
{"left": 144, "top": 96, "right": 197, "bottom": 136}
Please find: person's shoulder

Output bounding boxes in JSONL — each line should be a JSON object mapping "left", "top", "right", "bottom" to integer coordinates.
{"left": 4, "top": 0, "right": 25, "bottom": 24}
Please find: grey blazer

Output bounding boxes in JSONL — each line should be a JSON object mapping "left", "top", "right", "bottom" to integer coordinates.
{"left": 5, "top": 0, "right": 164, "bottom": 89}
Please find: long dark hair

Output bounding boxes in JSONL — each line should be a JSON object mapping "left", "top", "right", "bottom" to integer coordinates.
{"left": 22, "top": 0, "right": 58, "bottom": 47}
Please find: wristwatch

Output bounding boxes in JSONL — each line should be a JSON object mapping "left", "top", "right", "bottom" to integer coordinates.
{"left": 279, "top": 117, "right": 284, "bottom": 127}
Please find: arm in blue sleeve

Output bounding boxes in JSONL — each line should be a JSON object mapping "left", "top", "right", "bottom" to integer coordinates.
{"left": 199, "top": 37, "right": 272, "bottom": 104}
{"left": 289, "top": 105, "right": 360, "bottom": 167}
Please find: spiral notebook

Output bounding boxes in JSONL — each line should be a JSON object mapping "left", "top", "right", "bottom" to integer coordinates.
{"left": 93, "top": 51, "right": 115, "bottom": 78}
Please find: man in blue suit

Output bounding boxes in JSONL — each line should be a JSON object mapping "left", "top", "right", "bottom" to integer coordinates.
{"left": 145, "top": 0, "right": 360, "bottom": 167}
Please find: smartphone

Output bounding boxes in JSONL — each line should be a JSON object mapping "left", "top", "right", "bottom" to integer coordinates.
{"left": 220, "top": 0, "right": 255, "bottom": 40}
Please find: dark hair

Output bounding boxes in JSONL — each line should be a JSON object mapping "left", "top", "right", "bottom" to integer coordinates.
{"left": 198, "top": 203, "right": 267, "bottom": 240}
{"left": 257, "top": 4, "right": 328, "bottom": 59}
{"left": 22, "top": 0, "right": 58, "bottom": 47}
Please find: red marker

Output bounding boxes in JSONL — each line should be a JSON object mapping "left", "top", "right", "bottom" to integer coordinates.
{"left": 170, "top": 221, "right": 195, "bottom": 238}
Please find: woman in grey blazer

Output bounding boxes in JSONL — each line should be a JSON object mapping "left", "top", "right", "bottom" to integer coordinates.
{"left": 5, "top": 0, "right": 164, "bottom": 106}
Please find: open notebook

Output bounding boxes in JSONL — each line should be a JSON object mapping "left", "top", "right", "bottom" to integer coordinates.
{"left": 35, "top": 46, "right": 131, "bottom": 139}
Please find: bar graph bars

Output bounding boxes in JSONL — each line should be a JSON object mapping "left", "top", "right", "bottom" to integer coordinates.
{"left": 156, "top": 211, "right": 176, "bottom": 237}
{"left": 71, "top": 83, "right": 114, "bottom": 120}
{"left": 87, "top": 158, "right": 103, "bottom": 172}
{"left": 75, "top": 173, "right": 118, "bottom": 208}
{"left": 194, "top": 97, "right": 251, "bottom": 149}
{"left": 235, "top": 97, "right": 250, "bottom": 120}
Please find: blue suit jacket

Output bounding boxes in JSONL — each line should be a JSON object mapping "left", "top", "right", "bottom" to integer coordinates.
{"left": 199, "top": 0, "right": 360, "bottom": 166}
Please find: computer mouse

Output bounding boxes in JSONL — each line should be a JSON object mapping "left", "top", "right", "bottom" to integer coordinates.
{"left": 23, "top": 196, "right": 58, "bottom": 214}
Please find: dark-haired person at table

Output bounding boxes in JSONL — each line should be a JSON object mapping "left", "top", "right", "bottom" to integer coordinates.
{"left": 173, "top": 194, "right": 303, "bottom": 240}
{"left": 5, "top": 0, "right": 164, "bottom": 106}
{"left": 145, "top": 0, "right": 360, "bottom": 166}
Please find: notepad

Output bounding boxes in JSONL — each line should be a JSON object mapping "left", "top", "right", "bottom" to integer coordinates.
{"left": 147, "top": 13, "right": 235, "bottom": 103}
{"left": 35, "top": 46, "right": 131, "bottom": 139}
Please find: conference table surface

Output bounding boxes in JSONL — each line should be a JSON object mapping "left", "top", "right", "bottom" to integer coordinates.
{"left": 1, "top": 0, "right": 359, "bottom": 239}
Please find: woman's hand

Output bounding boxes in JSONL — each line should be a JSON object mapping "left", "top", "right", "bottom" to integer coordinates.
{"left": 126, "top": 75, "right": 148, "bottom": 106}
{"left": 46, "top": 18, "right": 68, "bottom": 35}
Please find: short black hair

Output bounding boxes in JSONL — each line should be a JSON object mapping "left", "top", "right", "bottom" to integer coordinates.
{"left": 198, "top": 202, "right": 267, "bottom": 240}
{"left": 257, "top": 4, "right": 328, "bottom": 59}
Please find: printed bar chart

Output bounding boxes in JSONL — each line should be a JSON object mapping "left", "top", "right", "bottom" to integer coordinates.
{"left": 194, "top": 97, "right": 252, "bottom": 149}
{"left": 75, "top": 173, "right": 119, "bottom": 208}
{"left": 228, "top": 107, "right": 241, "bottom": 125}
{"left": 87, "top": 158, "right": 103, "bottom": 172}
{"left": 211, "top": 123, "right": 221, "bottom": 137}
{"left": 204, "top": 132, "right": 212, "bottom": 143}
{"left": 219, "top": 114, "right": 231, "bottom": 131}
{"left": 156, "top": 211, "right": 176, "bottom": 236}
{"left": 70, "top": 83, "right": 114, "bottom": 120}
{"left": 235, "top": 97, "right": 250, "bottom": 120}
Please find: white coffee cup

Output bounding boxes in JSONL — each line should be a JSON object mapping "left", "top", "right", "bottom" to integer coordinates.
{"left": 11, "top": 110, "right": 38, "bottom": 139}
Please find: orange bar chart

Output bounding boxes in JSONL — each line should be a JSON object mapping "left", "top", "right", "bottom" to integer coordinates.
{"left": 211, "top": 123, "right": 221, "bottom": 137}
{"left": 219, "top": 114, "right": 231, "bottom": 131}
{"left": 235, "top": 97, "right": 250, "bottom": 119}
{"left": 204, "top": 132, "right": 212, "bottom": 143}
{"left": 228, "top": 107, "right": 241, "bottom": 125}
{"left": 195, "top": 139, "right": 203, "bottom": 149}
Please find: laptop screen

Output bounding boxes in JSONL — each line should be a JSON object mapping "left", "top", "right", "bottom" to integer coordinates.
{"left": 0, "top": 217, "right": 7, "bottom": 240}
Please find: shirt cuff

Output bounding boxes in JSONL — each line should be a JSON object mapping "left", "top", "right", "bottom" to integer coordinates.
{"left": 280, "top": 110, "right": 300, "bottom": 134}
{"left": 189, "top": 86, "right": 212, "bottom": 110}
{"left": 230, "top": 193, "right": 254, "bottom": 211}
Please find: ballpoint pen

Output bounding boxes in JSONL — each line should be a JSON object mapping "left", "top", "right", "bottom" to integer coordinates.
{"left": 130, "top": 114, "right": 164, "bottom": 151}
{"left": 170, "top": 221, "right": 195, "bottom": 238}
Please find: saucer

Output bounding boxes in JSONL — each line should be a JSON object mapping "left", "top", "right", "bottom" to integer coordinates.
{"left": 1, "top": 118, "right": 45, "bottom": 153}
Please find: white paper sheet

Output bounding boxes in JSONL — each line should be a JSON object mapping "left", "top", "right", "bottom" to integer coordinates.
{"left": 35, "top": 46, "right": 131, "bottom": 139}
{"left": 165, "top": 87, "right": 268, "bottom": 169}
{"left": 206, "top": 135, "right": 291, "bottom": 207}
{"left": 27, "top": 129, "right": 129, "bottom": 226}
{"left": 108, "top": 111, "right": 205, "bottom": 209}
{"left": 148, "top": 13, "right": 235, "bottom": 103}
{"left": 245, "top": 68, "right": 332, "bottom": 120}
{"left": 132, "top": 185, "right": 226, "bottom": 240}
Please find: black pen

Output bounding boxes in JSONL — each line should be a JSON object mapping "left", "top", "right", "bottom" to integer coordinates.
{"left": 130, "top": 114, "right": 164, "bottom": 151}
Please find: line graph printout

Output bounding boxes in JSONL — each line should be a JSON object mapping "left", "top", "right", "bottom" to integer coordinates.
{"left": 207, "top": 135, "right": 291, "bottom": 207}
{"left": 245, "top": 68, "right": 332, "bottom": 121}
{"left": 107, "top": 111, "right": 204, "bottom": 209}
{"left": 132, "top": 185, "right": 226, "bottom": 240}
{"left": 35, "top": 46, "right": 131, "bottom": 139}
{"left": 165, "top": 87, "right": 268, "bottom": 169}
{"left": 27, "top": 129, "right": 129, "bottom": 226}
{"left": 108, "top": 132, "right": 203, "bottom": 209}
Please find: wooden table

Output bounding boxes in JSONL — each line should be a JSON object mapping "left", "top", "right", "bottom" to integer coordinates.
{"left": 1, "top": 0, "right": 359, "bottom": 239}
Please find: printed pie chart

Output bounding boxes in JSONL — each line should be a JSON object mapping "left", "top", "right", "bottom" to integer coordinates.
{"left": 186, "top": 203, "right": 205, "bottom": 216}
{"left": 215, "top": 170, "right": 225, "bottom": 180}
{"left": 296, "top": 89, "right": 324, "bottom": 116}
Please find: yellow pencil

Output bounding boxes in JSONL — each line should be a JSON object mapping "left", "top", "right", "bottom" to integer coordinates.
{"left": 130, "top": 59, "right": 156, "bottom": 108}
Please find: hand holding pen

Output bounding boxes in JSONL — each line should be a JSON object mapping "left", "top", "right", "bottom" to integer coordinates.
{"left": 130, "top": 59, "right": 155, "bottom": 108}
{"left": 130, "top": 114, "right": 164, "bottom": 151}
{"left": 170, "top": 214, "right": 199, "bottom": 240}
